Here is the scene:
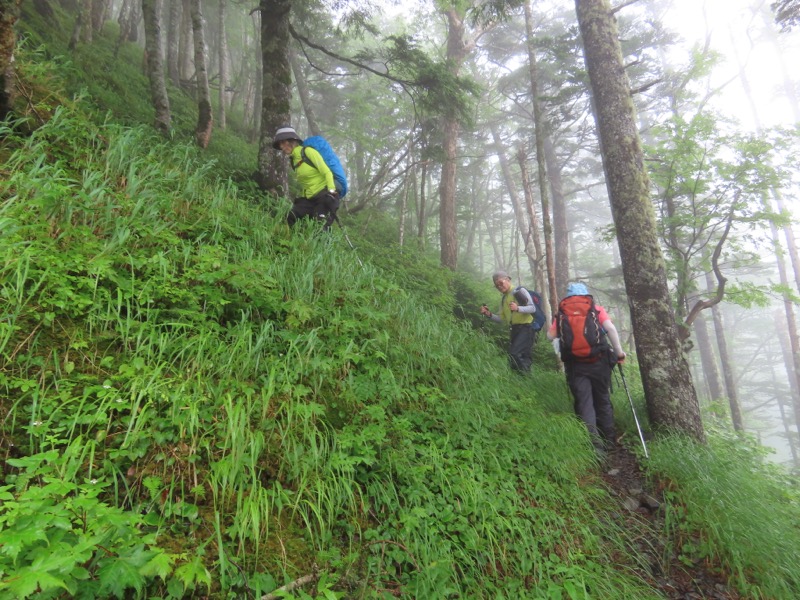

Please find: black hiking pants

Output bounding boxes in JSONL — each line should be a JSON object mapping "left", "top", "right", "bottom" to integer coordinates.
{"left": 565, "top": 358, "right": 615, "bottom": 449}
{"left": 508, "top": 324, "right": 534, "bottom": 374}
{"left": 287, "top": 190, "right": 340, "bottom": 231}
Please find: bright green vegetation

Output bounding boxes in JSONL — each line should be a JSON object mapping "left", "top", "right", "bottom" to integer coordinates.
{"left": 0, "top": 98, "right": 655, "bottom": 599}
{"left": 1, "top": 12, "right": 799, "bottom": 600}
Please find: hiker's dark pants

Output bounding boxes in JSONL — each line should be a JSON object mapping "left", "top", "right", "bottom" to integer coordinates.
{"left": 287, "top": 191, "right": 339, "bottom": 230}
{"left": 508, "top": 324, "right": 534, "bottom": 374}
{"left": 565, "top": 359, "right": 615, "bottom": 448}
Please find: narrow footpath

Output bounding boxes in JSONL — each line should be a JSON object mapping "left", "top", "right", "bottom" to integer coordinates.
{"left": 600, "top": 443, "right": 740, "bottom": 600}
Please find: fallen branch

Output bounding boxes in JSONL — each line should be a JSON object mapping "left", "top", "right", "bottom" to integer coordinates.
{"left": 260, "top": 569, "right": 318, "bottom": 600}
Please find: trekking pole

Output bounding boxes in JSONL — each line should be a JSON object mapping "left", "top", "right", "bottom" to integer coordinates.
{"left": 333, "top": 213, "right": 364, "bottom": 268}
{"left": 617, "top": 364, "right": 649, "bottom": 459}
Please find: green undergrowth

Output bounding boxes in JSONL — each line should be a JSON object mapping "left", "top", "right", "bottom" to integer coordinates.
{"left": 0, "top": 99, "right": 661, "bottom": 598}
{"left": 3, "top": 15, "right": 800, "bottom": 599}
{"left": 648, "top": 430, "right": 800, "bottom": 599}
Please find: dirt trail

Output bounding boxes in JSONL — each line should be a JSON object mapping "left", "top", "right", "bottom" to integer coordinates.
{"left": 600, "top": 443, "right": 740, "bottom": 600}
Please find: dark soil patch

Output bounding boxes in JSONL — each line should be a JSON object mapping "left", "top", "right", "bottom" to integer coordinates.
{"left": 600, "top": 441, "right": 740, "bottom": 600}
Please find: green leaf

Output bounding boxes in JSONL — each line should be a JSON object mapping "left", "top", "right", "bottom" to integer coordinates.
{"left": 96, "top": 557, "right": 146, "bottom": 598}
{"left": 174, "top": 555, "right": 211, "bottom": 591}
{"left": 1, "top": 567, "right": 68, "bottom": 598}
{"left": 140, "top": 550, "right": 174, "bottom": 581}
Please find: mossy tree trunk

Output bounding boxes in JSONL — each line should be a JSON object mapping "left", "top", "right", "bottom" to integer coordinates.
{"left": 0, "top": 0, "right": 21, "bottom": 123}
{"left": 255, "top": 0, "right": 291, "bottom": 197}
{"left": 575, "top": 0, "right": 704, "bottom": 441}
{"left": 142, "top": 0, "right": 171, "bottom": 135}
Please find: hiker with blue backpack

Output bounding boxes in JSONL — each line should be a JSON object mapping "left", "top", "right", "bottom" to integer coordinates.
{"left": 480, "top": 271, "right": 546, "bottom": 374}
{"left": 547, "top": 282, "right": 626, "bottom": 458}
{"left": 272, "top": 126, "right": 347, "bottom": 232}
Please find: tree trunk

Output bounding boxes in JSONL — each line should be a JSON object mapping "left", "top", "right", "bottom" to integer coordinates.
{"left": 115, "top": 0, "right": 139, "bottom": 47}
{"left": 91, "top": 0, "right": 109, "bottom": 33}
{"left": 438, "top": 7, "right": 468, "bottom": 270}
{"left": 692, "top": 310, "right": 724, "bottom": 403}
{"left": 704, "top": 271, "right": 743, "bottom": 430}
{"left": 774, "top": 311, "right": 800, "bottom": 467}
{"left": 733, "top": 33, "right": 800, "bottom": 446}
{"left": 142, "top": 0, "right": 171, "bottom": 135}
{"left": 250, "top": 10, "right": 262, "bottom": 142}
{"left": 398, "top": 160, "right": 409, "bottom": 246}
{"left": 256, "top": 0, "right": 291, "bottom": 196}
{"left": 166, "top": 0, "right": 180, "bottom": 85}
{"left": 217, "top": 0, "right": 228, "bottom": 130}
{"left": 516, "top": 148, "right": 546, "bottom": 295}
{"left": 189, "top": 0, "right": 212, "bottom": 147}
{"left": 417, "top": 159, "right": 428, "bottom": 243}
{"left": 574, "top": 0, "right": 704, "bottom": 441}
{"left": 523, "top": 0, "right": 557, "bottom": 314}
{"left": 0, "top": 0, "right": 21, "bottom": 123}
{"left": 178, "top": 0, "right": 192, "bottom": 88}
{"left": 290, "top": 49, "right": 320, "bottom": 135}
{"left": 544, "top": 136, "right": 569, "bottom": 299}
{"left": 69, "top": 0, "right": 91, "bottom": 50}
{"left": 491, "top": 124, "right": 537, "bottom": 282}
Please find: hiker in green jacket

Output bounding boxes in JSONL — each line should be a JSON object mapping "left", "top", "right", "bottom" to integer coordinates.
{"left": 480, "top": 271, "right": 537, "bottom": 374}
{"left": 273, "top": 126, "right": 339, "bottom": 230}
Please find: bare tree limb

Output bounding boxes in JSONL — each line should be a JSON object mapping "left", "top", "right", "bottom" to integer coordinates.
{"left": 630, "top": 78, "right": 663, "bottom": 96}
{"left": 288, "top": 23, "right": 413, "bottom": 87}
{"left": 681, "top": 198, "right": 739, "bottom": 336}
{"left": 611, "top": 0, "right": 643, "bottom": 15}
{"left": 261, "top": 569, "right": 318, "bottom": 600}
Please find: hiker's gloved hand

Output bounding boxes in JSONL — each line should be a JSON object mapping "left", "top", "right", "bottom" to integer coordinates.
{"left": 323, "top": 190, "right": 340, "bottom": 211}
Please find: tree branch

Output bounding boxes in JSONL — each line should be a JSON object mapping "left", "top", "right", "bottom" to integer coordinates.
{"left": 261, "top": 569, "right": 318, "bottom": 600}
{"left": 681, "top": 198, "right": 739, "bottom": 336}
{"left": 630, "top": 78, "right": 663, "bottom": 96}
{"left": 288, "top": 24, "right": 414, "bottom": 87}
{"left": 611, "top": 0, "right": 644, "bottom": 15}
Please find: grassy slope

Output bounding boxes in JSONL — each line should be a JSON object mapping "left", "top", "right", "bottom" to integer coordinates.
{"left": 1, "top": 6, "right": 799, "bottom": 600}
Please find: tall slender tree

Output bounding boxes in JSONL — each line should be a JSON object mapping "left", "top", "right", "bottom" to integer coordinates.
{"left": 574, "top": 0, "right": 704, "bottom": 440}
{"left": 217, "top": 0, "right": 228, "bottom": 130}
{"left": 438, "top": 5, "right": 471, "bottom": 270}
{"left": 523, "top": 0, "right": 557, "bottom": 313}
{"left": 166, "top": 0, "right": 181, "bottom": 85}
{"left": 142, "top": 0, "right": 171, "bottom": 135}
{"left": 190, "top": 0, "right": 212, "bottom": 147}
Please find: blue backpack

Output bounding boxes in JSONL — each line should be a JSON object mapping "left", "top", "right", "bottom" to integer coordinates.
{"left": 298, "top": 135, "right": 349, "bottom": 197}
{"left": 513, "top": 286, "right": 548, "bottom": 332}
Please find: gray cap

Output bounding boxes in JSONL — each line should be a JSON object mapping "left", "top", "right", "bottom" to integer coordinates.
{"left": 492, "top": 270, "right": 510, "bottom": 282}
{"left": 272, "top": 126, "right": 303, "bottom": 149}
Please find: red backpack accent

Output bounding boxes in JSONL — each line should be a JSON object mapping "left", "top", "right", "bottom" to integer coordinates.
{"left": 557, "top": 295, "right": 605, "bottom": 363}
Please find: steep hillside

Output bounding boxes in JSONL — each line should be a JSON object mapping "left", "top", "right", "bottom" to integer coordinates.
{"left": 2, "top": 6, "right": 800, "bottom": 600}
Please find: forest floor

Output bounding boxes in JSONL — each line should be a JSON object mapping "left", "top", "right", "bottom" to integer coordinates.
{"left": 600, "top": 441, "right": 741, "bottom": 600}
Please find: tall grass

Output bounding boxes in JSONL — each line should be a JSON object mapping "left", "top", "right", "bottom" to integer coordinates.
{"left": 0, "top": 101, "right": 666, "bottom": 598}
{"left": 4, "top": 41, "right": 798, "bottom": 599}
{"left": 648, "top": 431, "right": 800, "bottom": 598}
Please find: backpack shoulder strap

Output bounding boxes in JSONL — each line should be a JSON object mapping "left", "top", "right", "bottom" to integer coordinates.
{"left": 291, "top": 146, "right": 319, "bottom": 171}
